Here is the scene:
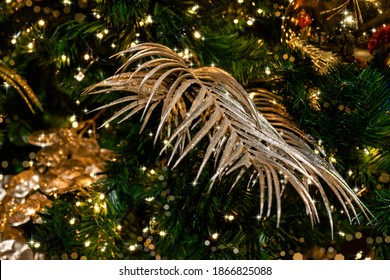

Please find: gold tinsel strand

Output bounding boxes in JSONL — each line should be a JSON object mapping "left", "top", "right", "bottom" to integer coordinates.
{"left": 0, "top": 61, "right": 43, "bottom": 113}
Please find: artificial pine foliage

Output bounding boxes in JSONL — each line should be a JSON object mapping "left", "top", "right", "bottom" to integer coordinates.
{"left": 0, "top": 0, "right": 389, "bottom": 260}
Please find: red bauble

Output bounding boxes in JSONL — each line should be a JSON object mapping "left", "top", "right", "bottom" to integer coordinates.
{"left": 298, "top": 14, "right": 312, "bottom": 29}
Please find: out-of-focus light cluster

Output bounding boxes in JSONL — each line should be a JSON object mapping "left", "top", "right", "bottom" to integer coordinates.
{"left": 224, "top": 214, "right": 235, "bottom": 221}
{"left": 139, "top": 15, "right": 153, "bottom": 27}
{"left": 177, "top": 48, "right": 193, "bottom": 60}
{"left": 92, "top": 11, "right": 101, "bottom": 19}
{"left": 193, "top": 30, "right": 202, "bottom": 39}
{"left": 188, "top": 4, "right": 199, "bottom": 15}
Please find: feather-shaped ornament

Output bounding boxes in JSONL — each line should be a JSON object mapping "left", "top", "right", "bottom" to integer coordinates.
{"left": 84, "top": 43, "right": 371, "bottom": 234}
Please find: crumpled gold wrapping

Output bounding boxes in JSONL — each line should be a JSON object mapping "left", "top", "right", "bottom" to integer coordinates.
{"left": 0, "top": 121, "right": 111, "bottom": 259}
{"left": 0, "top": 239, "right": 44, "bottom": 260}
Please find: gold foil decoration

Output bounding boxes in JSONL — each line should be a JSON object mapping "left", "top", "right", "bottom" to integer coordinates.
{"left": 36, "top": 145, "right": 68, "bottom": 166}
{"left": 28, "top": 129, "right": 62, "bottom": 147}
{"left": 0, "top": 120, "right": 111, "bottom": 259}
{"left": 0, "top": 239, "right": 44, "bottom": 260}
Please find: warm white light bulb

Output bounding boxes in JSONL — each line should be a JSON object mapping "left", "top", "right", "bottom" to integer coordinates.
{"left": 94, "top": 204, "right": 100, "bottom": 212}
{"left": 345, "top": 15, "right": 354, "bottom": 24}
{"left": 356, "top": 251, "right": 363, "bottom": 259}
{"left": 146, "top": 15, "right": 153, "bottom": 24}
{"left": 72, "top": 121, "right": 78, "bottom": 128}
{"left": 194, "top": 30, "right": 201, "bottom": 39}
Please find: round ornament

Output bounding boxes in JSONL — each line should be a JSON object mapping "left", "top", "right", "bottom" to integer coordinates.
{"left": 368, "top": 25, "right": 390, "bottom": 54}
{"left": 282, "top": 0, "right": 387, "bottom": 71}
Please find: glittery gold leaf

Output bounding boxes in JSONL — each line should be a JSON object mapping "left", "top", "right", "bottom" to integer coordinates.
{"left": 288, "top": 37, "right": 338, "bottom": 74}
{"left": 84, "top": 43, "right": 370, "bottom": 231}
{"left": 0, "top": 61, "right": 43, "bottom": 113}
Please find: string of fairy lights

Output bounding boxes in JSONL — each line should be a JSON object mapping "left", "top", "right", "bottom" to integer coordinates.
{"left": 1, "top": 0, "right": 389, "bottom": 260}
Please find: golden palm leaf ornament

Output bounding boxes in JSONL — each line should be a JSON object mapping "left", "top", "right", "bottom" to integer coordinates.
{"left": 84, "top": 43, "right": 370, "bottom": 231}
